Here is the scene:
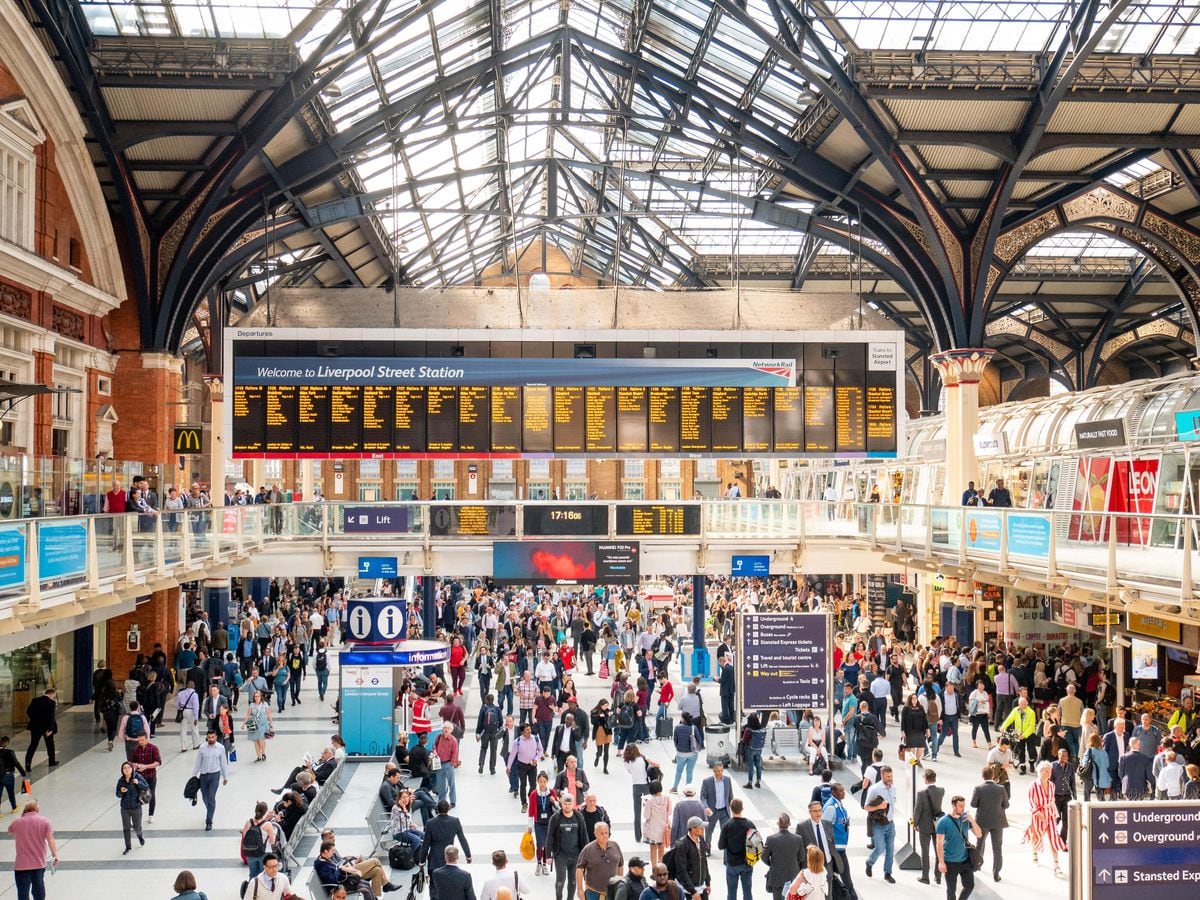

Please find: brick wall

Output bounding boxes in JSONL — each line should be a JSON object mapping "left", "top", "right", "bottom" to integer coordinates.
{"left": 108, "top": 299, "right": 181, "bottom": 466}
{"left": 105, "top": 588, "right": 181, "bottom": 677}
{"left": 588, "top": 460, "right": 620, "bottom": 499}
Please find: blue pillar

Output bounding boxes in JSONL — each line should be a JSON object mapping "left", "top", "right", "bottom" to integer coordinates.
{"left": 205, "top": 579, "right": 232, "bottom": 646}
{"left": 249, "top": 577, "right": 269, "bottom": 608}
{"left": 72, "top": 626, "right": 94, "bottom": 705}
{"left": 422, "top": 576, "right": 436, "bottom": 639}
{"left": 691, "top": 575, "right": 710, "bottom": 678}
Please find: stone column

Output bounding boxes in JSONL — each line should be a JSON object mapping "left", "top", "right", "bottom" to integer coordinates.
{"left": 929, "top": 349, "right": 995, "bottom": 505}
{"left": 203, "top": 375, "right": 224, "bottom": 503}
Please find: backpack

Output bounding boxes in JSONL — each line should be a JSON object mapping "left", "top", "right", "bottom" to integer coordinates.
{"left": 126, "top": 714, "right": 145, "bottom": 739}
{"left": 857, "top": 716, "right": 878, "bottom": 748}
{"left": 240, "top": 819, "right": 266, "bottom": 856}
{"left": 663, "top": 842, "right": 680, "bottom": 879}
{"left": 315, "top": 650, "right": 328, "bottom": 672}
{"left": 859, "top": 764, "right": 883, "bottom": 808}
{"left": 482, "top": 705, "right": 501, "bottom": 733}
{"left": 618, "top": 704, "right": 636, "bottom": 730}
{"left": 745, "top": 827, "right": 764, "bottom": 865}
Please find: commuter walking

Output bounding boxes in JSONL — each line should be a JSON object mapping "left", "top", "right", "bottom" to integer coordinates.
{"left": 701, "top": 762, "right": 735, "bottom": 852}
{"left": 176, "top": 680, "right": 202, "bottom": 751}
{"left": 116, "top": 761, "right": 148, "bottom": 854}
{"left": 244, "top": 689, "right": 274, "bottom": 761}
{"left": 969, "top": 766, "right": 1008, "bottom": 882}
{"left": 130, "top": 732, "right": 162, "bottom": 823}
{"left": 23, "top": 689, "right": 58, "bottom": 770}
{"left": 6, "top": 800, "right": 57, "bottom": 900}
{"left": 717, "top": 798, "right": 755, "bottom": 900}
{"left": 192, "top": 729, "right": 229, "bottom": 831}
{"left": 936, "top": 796, "right": 981, "bottom": 900}
{"left": 0, "top": 735, "right": 28, "bottom": 812}
{"left": 914, "top": 768, "right": 945, "bottom": 885}
{"left": 863, "top": 765, "right": 897, "bottom": 883}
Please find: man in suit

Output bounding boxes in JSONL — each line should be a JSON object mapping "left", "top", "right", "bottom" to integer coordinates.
{"left": 796, "top": 800, "right": 842, "bottom": 877}
{"left": 671, "top": 785, "right": 707, "bottom": 844}
{"left": 970, "top": 765, "right": 1009, "bottom": 882}
{"left": 550, "top": 713, "right": 584, "bottom": 772}
{"left": 24, "top": 689, "right": 58, "bottom": 769}
{"left": 762, "top": 814, "right": 804, "bottom": 900}
{"left": 421, "top": 800, "right": 472, "bottom": 900}
{"left": 201, "top": 683, "right": 228, "bottom": 735}
{"left": 1102, "top": 718, "right": 1129, "bottom": 792}
{"left": 431, "top": 846, "right": 476, "bottom": 900}
{"left": 700, "top": 763, "right": 735, "bottom": 852}
{"left": 913, "top": 768, "right": 945, "bottom": 885}
{"left": 718, "top": 656, "right": 736, "bottom": 725}
{"left": 1118, "top": 747, "right": 1153, "bottom": 800}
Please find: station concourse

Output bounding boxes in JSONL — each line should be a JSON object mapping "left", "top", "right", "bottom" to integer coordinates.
{"left": 2, "top": 2, "right": 1200, "bottom": 900}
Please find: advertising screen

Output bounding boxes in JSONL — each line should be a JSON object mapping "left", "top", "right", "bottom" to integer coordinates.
{"left": 492, "top": 540, "right": 639, "bottom": 584}
{"left": 1130, "top": 638, "right": 1160, "bottom": 681}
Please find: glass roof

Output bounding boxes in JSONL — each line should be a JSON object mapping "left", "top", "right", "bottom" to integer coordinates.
{"left": 79, "top": 0, "right": 322, "bottom": 39}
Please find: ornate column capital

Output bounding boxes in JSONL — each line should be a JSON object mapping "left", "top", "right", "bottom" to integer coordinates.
{"left": 203, "top": 374, "right": 224, "bottom": 400}
{"left": 930, "top": 348, "right": 995, "bottom": 386}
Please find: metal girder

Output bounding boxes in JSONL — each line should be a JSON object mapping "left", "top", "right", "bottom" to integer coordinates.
{"left": 1084, "top": 258, "right": 1158, "bottom": 386}
{"left": 1165, "top": 149, "right": 1200, "bottom": 207}
{"left": 111, "top": 120, "right": 243, "bottom": 150}
{"left": 258, "top": 155, "right": 363, "bottom": 287}
{"left": 791, "top": 234, "right": 824, "bottom": 290}
{"left": 224, "top": 253, "right": 330, "bottom": 291}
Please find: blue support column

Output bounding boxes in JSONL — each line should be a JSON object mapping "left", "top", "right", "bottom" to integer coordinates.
{"left": 691, "top": 575, "right": 710, "bottom": 678}
{"left": 72, "top": 626, "right": 94, "bottom": 705}
{"left": 205, "top": 579, "right": 232, "bottom": 644}
{"left": 422, "top": 576, "right": 436, "bottom": 639}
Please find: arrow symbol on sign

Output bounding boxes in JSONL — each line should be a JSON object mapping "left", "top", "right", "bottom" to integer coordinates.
{"left": 1098, "top": 870, "right": 1110, "bottom": 883}
{"left": 1098, "top": 812, "right": 1109, "bottom": 823}
{"left": 1098, "top": 833, "right": 1109, "bottom": 843}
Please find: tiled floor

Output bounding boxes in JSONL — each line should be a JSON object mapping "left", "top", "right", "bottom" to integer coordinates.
{"left": 0, "top": 648, "right": 1073, "bottom": 900}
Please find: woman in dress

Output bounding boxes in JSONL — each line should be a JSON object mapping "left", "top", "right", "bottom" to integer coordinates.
{"left": 244, "top": 689, "right": 274, "bottom": 762}
{"left": 1024, "top": 761, "right": 1067, "bottom": 875}
{"left": 786, "top": 846, "right": 828, "bottom": 899}
{"left": 900, "top": 693, "right": 930, "bottom": 763}
{"left": 641, "top": 779, "right": 671, "bottom": 866}
{"left": 968, "top": 679, "right": 993, "bottom": 749}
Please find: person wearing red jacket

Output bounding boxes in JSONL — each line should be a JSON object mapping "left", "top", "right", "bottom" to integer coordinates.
{"left": 527, "top": 771, "right": 560, "bottom": 875}
{"left": 558, "top": 644, "right": 575, "bottom": 675}
{"left": 449, "top": 638, "right": 468, "bottom": 696}
{"left": 657, "top": 680, "right": 675, "bottom": 722}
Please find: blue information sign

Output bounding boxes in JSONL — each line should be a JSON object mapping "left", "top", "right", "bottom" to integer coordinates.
{"left": 731, "top": 555, "right": 770, "bottom": 576}
{"left": 358, "top": 556, "right": 399, "bottom": 578}
{"left": 1006, "top": 514, "right": 1051, "bottom": 557}
{"left": 964, "top": 510, "right": 1002, "bottom": 552}
{"left": 37, "top": 521, "right": 86, "bottom": 580}
{"left": 340, "top": 663, "right": 395, "bottom": 757}
{"left": 345, "top": 596, "right": 407, "bottom": 643}
{"left": 343, "top": 506, "right": 410, "bottom": 534}
{"left": 0, "top": 527, "right": 25, "bottom": 589}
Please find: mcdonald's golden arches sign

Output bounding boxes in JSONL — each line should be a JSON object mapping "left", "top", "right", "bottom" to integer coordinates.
{"left": 173, "top": 426, "right": 204, "bottom": 454}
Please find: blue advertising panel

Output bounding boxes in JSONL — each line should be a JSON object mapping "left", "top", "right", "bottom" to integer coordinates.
{"left": 343, "top": 506, "right": 410, "bottom": 534}
{"left": 731, "top": 555, "right": 770, "bottom": 576}
{"left": 1006, "top": 514, "right": 1051, "bottom": 557}
{"left": 37, "top": 521, "right": 86, "bottom": 580}
{"left": 345, "top": 596, "right": 407, "bottom": 644}
{"left": 964, "top": 510, "right": 1002, "bottom": 553}
{"left": 737, "top": 612, "right": 828, "bottom": 709}
{"left": 0, "top": 527, "right": 25, "bottom": 589}
{"left": 339, "top": 664, "right": 395, "bottom": 757}
{"left": 358, "top": 556, "right": 399, "bottom": 578}
{"left": 1176, "top": 409, "right": 1200, "bottom": 442}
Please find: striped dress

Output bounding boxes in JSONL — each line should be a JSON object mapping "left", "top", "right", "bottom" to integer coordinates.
{"left": 1023, "top": 779, "right": 1067, "bottom": 853}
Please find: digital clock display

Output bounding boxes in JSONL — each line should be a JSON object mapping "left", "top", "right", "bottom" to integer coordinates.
{"left": 523, "top": 505, "right": 610, "bottom": 536}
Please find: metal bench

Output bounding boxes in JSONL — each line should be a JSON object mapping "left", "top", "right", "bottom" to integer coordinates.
{"left": 282, "top": 756, "right": 348, "bottom": 870}
{"left": 365, "top": 794, "right": 395, "bottom": 860}
{"left": 307, "top": 868, "right": 367, "bottom": 899}
{"left": 771, "top": 727, "right": 802, "bottom": 759}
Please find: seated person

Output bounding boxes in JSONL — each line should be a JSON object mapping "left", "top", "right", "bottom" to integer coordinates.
{"left": 272, "top": 747, "right": 337, "bottom": 794}
{"left": 393, "top": 736, "right": 411, "bottom": 769}
{"left": 379, "top": 768, "right": 404, "bottom": 809}
{"left": 274, "top": 790, "right": 306, "bottom": 842}
{"left": 316, "top": 830, "right": 399, "bottom": 897}
{"left": 388, "top": 788, "right": 425, "bottom": 852}
{"left": 293, "top": 770, "right": 318, "bottom": 804}
{"left": 315, "top": 840, "right": 378, "bottom": 900}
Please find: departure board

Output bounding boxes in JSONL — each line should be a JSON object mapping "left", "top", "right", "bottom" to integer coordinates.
{"left": 522, "top": 385, "right": 553, "bottom": 453}
{"left": 743, "top": 387, "right": 772, "bottom": 453}
{"left": 457, "top": 386, "right": 490, "bottom": 453}
{"left": 804, "top": 371, "right": 835, "bottom": 453}
{"left": 229, "top": 343, "right": 903, "bottom": 459}
{"left": 523, "top": 504, "right": 609, "bottom": 536}
{"left": 617, "top": 387, "right": 648, "bottom": 453}
{"left": 773, "top": 387, "right": 802, "bottom": 453}
{"left": 553, "top": 386, "right": 585, "bottom": 453}
{"left": 429, "top": 504, "right": 517, "bottom": 536}
{"left": 710, "top": 387, "right": 742, "bottom": 453}
{"left": 616, "top": 504, "right": 702, "bottom": 536}
{"left": 586, "top": 386, "right": 616, "bottom": 452}
{"left": 648, "top": 386, "right": 680, "bottom": 453}
{"left": 490, "top": 386, "right": 521, "bottom": 453}
{"left": 265, "top": 385, "right": 297, "bottom": 452}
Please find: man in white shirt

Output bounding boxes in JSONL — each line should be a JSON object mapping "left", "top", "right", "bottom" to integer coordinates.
{"left": 1155, "top": 751, "right": 1185, "bottom": 799}
{"left": 247, "top": 853, "right": 291, "bottom": 899}
{"left": 479, "top": 849, "right": 529, "bottom": 900}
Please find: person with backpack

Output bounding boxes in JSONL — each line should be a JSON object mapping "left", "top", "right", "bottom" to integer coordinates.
{"left": 118, "top": 702, "right": 150, "bottom": 762}
{"left": 313, "top": 638, "right": 330, "bottom": 702}
{"left": 670, "top": 714, "right": 702, "bottom": 792}
{"left": 115, "top": 761, "right": 149, "bottom": 855}
{"left": 851, "top": 702, "right": 880, "bottom": 775}
{"left": 477, "top": 693, "right": 504, "bottom": 775}
{"left": 240, "top": 801, "right": 279, "bottom": 878}
{"left": 717, "top": 799, "right": 757, "bottom": 900}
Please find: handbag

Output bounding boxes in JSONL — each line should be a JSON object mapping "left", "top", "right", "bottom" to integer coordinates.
{"left": 430, "top": 752, "right": 442, "bottom": 772}
{"left": 520, "top": 829, "right": 536, "bottom": 861}
{"left": 265, "top": 730, "right": 275, "bottom": 740}
{"left": 21, "top": 778, "right": 31, "bottom": 794}
{"left": 175, "top": 708, "right": 185, "bottom": 723}
{"left": 599, "top": 659, "right": 610, "bottom": 679}
{"left": 967, "top": 843, "right": 984, "bottom": 872}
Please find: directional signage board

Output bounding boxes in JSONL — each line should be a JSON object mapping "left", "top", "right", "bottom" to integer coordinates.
{"left": 736, "top": 612, "right": 829, "bottom": 709}
{"left": 731, "top": 554, "right": 770, "bottom": 576}
{"left": 1089, "top": 801, "right": 1200, "bottom": 897}
{"left": 343, "top": 506, "right": 410, "bottom": 534}
{"left": 358, "top": 556, "right": 398, "bottom": 578}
